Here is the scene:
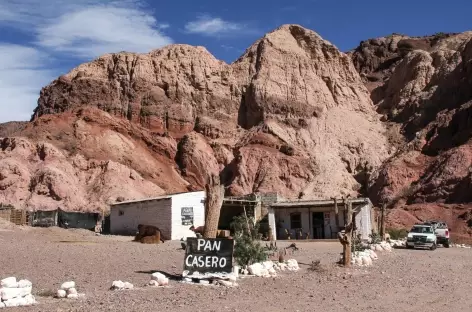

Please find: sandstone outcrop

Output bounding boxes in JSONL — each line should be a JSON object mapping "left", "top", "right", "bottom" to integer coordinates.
{"left": 350, "top": 32, "right": 472, "bottom": 236}
{"left": 0, "top": 24, "right": 391, "bottom": 212}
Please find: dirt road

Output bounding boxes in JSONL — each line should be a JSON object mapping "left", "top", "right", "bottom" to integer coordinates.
{"left": 1, "top": 226, "right": 471, "bottom": 311}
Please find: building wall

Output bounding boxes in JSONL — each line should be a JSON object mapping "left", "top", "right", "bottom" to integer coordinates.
{"left": 269, "top": 203, "right": 372, "bottom": 240}
{"left": 170, "top": 191, "right": 205, "bottom": 240}
{"left": 110, "top": 198, "right": 172, "bottom": 237}
{"left": 354, "top": 204, "right": 372, "bottom": 240}
{"left": 273, "top": 207, "right": 341, "bottom": 239}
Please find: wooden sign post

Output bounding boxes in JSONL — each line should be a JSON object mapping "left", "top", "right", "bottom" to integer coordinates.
{"left": 184, "top": 237, "right": 234, "bottom": 274}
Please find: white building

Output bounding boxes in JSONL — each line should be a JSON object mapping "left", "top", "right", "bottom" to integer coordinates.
{"left": 109, "top": 191, "right": 206, "bottom": 240}
{"left": 268, "top": 198, "right": 373, "bottom": 240}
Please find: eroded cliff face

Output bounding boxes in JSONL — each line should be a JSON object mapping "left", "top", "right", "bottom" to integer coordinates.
{"left": 1, "top": 24, "right": 391, "bottom": 212}
{"left": 350, "top": 32, "right": 472, "bottom": 237}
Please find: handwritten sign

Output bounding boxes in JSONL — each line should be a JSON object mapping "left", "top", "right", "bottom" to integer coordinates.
{"left": 184, "top": 238, "right": 234, "bottom": 273}
{"left": 181, "top": 207, "right": 194, "bottom": 226}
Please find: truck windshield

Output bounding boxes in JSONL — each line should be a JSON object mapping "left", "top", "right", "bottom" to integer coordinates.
{"left": 410, "top": 226, "right": 433, "bottom": 234}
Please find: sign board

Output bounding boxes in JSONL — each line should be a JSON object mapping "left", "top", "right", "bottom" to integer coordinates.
{"left": 184, "top": 238, "right": 234, "bottom": 274}
{"left": 181, "top": 207, "right": 194, "bottom": 226}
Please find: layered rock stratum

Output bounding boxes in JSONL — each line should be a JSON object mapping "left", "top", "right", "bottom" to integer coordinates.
{"left": 1, "top": 24, "right": 472, "bottom": 238}
{"left": 1, "top": 25, "right": 390, "bottom": 212}
{"left": 349, "top": 31, "right": 472, "bottom": 237}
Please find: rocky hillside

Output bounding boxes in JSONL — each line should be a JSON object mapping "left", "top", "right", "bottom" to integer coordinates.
{"left": 349, "top": 31, "right": 472, "bottom": 235}
{"left": 1, "top": 24, "right": 391, "bottom": 212}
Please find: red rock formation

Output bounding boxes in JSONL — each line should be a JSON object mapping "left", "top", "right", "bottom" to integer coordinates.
{"left": 350, "top": 31, "right": 472, "bottom": 238}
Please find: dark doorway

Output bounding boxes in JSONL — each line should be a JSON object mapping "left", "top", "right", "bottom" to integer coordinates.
{"left": 312, "top": 212, "right": 325, "bottom": 239}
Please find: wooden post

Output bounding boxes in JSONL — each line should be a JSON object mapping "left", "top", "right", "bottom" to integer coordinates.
{"left": 380, "top": 204, "right": 386, "bottom": 240}
{"left": 332, "top": 197, "right": 340, "bottom": 229}
{"left": 343, "top": 198, "right": 353, "bottom": 267}
{"left": 203, "top": 173, "right": 225, "bottom": 239}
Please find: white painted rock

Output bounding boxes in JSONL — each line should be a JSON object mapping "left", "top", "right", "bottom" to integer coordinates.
{"left": 369, "top": 250, "right": 378, "bottom": 260}
{"left": 361, "top": 256, "right": 373, "bottom": 266}
{"left": 111, "top": 281, "right": 125, "bottom": 290}
{"left": 268, "top": 268, "right": 277, "bottom": 276}
{"left": 24, "top": 294, "right": 36, "bottom": 305}
{"left": 4, "top": 297, "right": 26, "bottom": 307}
{"left": 216, "top": 280, "right": 237, "bottom": 287}
{"left": 60, "top": 281, "right": 76, "bottom": 290}
{"left": 56, "top": 289, "right": 67, "bottom": 298}
{"left": 123, "top": 282, "right": 134, "bottom": 290}
{"left": 148, "top": 280, "right": 159, "bottom": 287}
{"left": 262, "top": 261, "right": 274, "bottom": 270}
{"left": 0, "top": 286, "right": 32, "bottom": 300}
{"left": 67, "top": 288, "right": 78, "bottom": 295}
{"left": 248, "top": 263, "right": 263, "bottom": 276}
{"left": 355, "top": 257, "right": 363, "bottom": 266}
{"left": 227, "top": 274, "right": 237, "bottom": 282}
{"left": 17, "top": 280, "right": 32, "bottom": 288}
{"left": 286, "top": 259, "right": 299, "bottom": 271}
{"left": 199, "top": 280, "right": 210, "bottom": 285}
{"left": 67, "top": 293, "right": 79, "bottom": 299}
{"left": 232, "top": 266, "right": 240, "bottom": 278}
{"left": 1, "top": 277, "right": 17, "bottom": 288}
{"left": 150, "top": 272, "right": 169, "bottom": 286}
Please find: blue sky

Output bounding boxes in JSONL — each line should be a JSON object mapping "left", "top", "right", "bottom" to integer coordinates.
{"left": 0, "top": 0, "right": 471, "bottom": 122}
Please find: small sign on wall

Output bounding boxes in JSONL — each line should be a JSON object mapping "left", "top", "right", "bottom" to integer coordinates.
{"left": 181, "top": 207, "right": 194, "bottom": 226}
{"left": 184, "top": 238, "right": 234, "bottom": 274}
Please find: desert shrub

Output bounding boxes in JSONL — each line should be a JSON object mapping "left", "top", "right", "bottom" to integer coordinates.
{"left": 369, "top": 231, "right": 382, "bottom": 244}
{"left": 388, "top": 228, "right": 409, "bottom": 239}
{"left": 230, "top": 214, "right": 268, "bottom": 267}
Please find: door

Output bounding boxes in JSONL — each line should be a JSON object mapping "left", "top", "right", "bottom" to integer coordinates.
{"left": 312, "top": 212, "right": 325, "bottom": 239}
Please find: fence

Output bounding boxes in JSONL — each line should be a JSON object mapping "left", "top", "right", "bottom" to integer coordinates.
{"left": 0, "top": 205, "right": 29, "bottom": 226}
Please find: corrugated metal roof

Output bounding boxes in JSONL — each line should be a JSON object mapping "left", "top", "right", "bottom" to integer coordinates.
{"left": 270, "top": 197, "right": 370, "bottom": 208}
{"left": 110, "top": 190, "right": 205, "bottom": 207}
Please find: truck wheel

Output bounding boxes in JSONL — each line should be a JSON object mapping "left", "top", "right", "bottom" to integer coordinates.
{"left": 443, "top": 242, "right": 450, "bottom": 248}
{"left": 430, "top": 243, "right": 437, "bottom": 251}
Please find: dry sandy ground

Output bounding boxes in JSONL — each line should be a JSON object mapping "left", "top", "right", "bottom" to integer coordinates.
{"left": 1, "top": 225, "right": 472, "bottom": 312}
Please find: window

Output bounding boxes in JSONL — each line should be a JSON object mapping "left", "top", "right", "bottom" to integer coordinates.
{"left": 119, "top": 210, "right": 124, "bottom": 216}
{"left": 290, "top": 213, "right": 301, "bottom": 229}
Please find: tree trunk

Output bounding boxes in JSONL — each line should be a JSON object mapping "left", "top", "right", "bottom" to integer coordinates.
{"left": 341, "top": 199, "right": 353, "bottom": 267}
{"left": 380, "top": 204, "right": 386, "bottom": 240}
{"left": 203, "top": 174, "right": 225, "bottom": 239}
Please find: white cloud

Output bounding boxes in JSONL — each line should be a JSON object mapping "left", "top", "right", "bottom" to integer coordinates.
{"left": 0, "top": 0, "right": 173, "bottom": 122}
{"left": 0, "top": 44, "right": 54, "bottom": 122}
{"left": 37, "top": 6, "right": 173, "bottom": 57}
{"left": 184, "top": 15, "right": 255, "bottom": 37}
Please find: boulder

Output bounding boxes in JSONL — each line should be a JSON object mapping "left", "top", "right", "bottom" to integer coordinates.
{"left": 66, "top": 293, "right": 79, "bottom": 299}
{"left": 150, "top": 272, "right": 169, "bottom": 286}
{"left": 60, "top": 281, "right": 75, "bottom": 290}
{"left": 123, "top": 282, "right": 134, "bottom": 290}
{"left": 67, "top": 288, "right": 78, "bottom": 295}
{"left": 0, "top": 277, "right": 17, "bottom": 288}
{"left": 17, "top": 280, "right": 32, "bottom": 288}
{"left": 0, "top": 286, "right": 32, "bottom": 300}
{"left": 286, "top": 259, "right": 299, "bottom": 271}
{"left": 56, "top": 289, "right": 66, "bottom": 298}
{"left": 110, "top": 280, "right": 125, "bottom": 290}
{"left": 248, "top": 263, "right": 263, "bottom": 276}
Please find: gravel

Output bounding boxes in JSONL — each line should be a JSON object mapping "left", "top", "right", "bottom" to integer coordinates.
{"left": 1, "top": 226, "right": 472, "bottom": 311}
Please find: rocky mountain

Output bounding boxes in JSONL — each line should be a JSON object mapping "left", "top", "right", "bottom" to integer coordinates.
{"left": 1, "top": 24, "right": 471, "bottom": 239}
{"left": 1, "top": 24, "right": 390, "bottom": 212}
{"left": 349, "top": 31, "right": 472, "bottom": 236}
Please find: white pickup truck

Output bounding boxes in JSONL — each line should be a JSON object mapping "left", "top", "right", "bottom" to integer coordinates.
{"left": 406, "top": 224, "right": 437, "bottom": 250}
{"left": 423, "top": 220, "right": 450, "bottom": 248}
